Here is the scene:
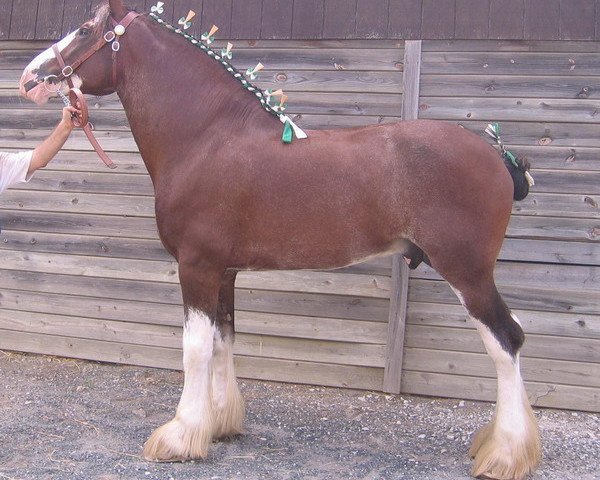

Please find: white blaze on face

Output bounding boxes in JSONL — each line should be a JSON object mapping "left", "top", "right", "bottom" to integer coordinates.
{"left": 19, "top": 29, "right": 83, "bottom": 104}
{"left": 25, "top": 30, "right": 80, "bottom": 74}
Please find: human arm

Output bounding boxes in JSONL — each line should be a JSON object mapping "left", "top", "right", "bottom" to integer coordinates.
{"left": 28, "top": 106, "right": 79, "bottom": 175}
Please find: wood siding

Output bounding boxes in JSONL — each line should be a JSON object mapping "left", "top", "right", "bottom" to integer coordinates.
{"left": 1, "top": 36, "right": 599, "bottom": 412}
{"left": 3, "top": 0, "right": 600, "bottom": 41}
{"left": 0, "top": 38, "right": 404, "bottom": 392}
{"left": 410, "top": 39, "right": 600, "bottom": 412}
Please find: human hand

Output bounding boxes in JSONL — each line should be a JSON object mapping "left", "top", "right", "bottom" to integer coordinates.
{"left": 60, "top": 106, "right": 81, "bottom": 130}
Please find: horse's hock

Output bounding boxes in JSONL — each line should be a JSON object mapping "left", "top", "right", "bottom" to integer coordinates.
{"left": 1, "top": 0, "right": 599, "bottom": 416}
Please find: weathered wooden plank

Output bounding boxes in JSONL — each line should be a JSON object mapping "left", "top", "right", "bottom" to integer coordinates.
{"left": 401, "top": 371, "right": 600, "bottom": 411}
{"left": 528, "top": 170, "right": 600, "bottom": 195}
{"left": 0, "top": 1, "right": 12, "bottom": 40}
{"left": 489, "top": 0, "right": 524, "bottom": 40}
{"left": 421, "top": 40, "right": 600, "bottom": 53}
{"left": 0, "top": 107, "right": 131, "bottom": 130}
{"left": 235, "top": 355, "right": 384, "bottom": 391}
{"left": 512, "top": 192, "right": 599, "bottom": 219}
{"left": 0, "top": 289, "right": 183, "bottom": 326}
{"left": 0, "top": 67, "right": 405, "bottom": 93}
{"left": 419, "top": 74, "right": 600, "bottom": 99}
{"left": 455, "top": 120, "right": 600, "bottom": 149}
{"left": 9, "top": 0, "right": 38, "bottom": 40}
{"left": 513, "top": 215, "right": 600, "bottom": 241}
{"left": 230, "top": 0, "right": 261, "bottom": 39}
{"left": 0, "top": 128, "right": 139, "bottom": 152}
{"left": 0, "top": 46, "right": 407, "bottom": 72}
{"left": 0, "top": 309, "right": 182, "bottom": 348}
{"left": 261, "top": 0, "right": 293, "bottom": 39}
{"left": 0, "top": 190, "right": 155, "bottom": 217}
{"left": 235, "top": 334, "right": 386, "bottom": 367}
{"left": 0, "top": 226, "right": 390, "bottom": 276}
{"left": 421, "top": 0, "right": 455, "bottom": 39}
{"left": 404, "top": 324, "right": 600, "bottom": 364}
{"left": 35, "top": 0, "right": 65, "bottom": 40}
{"left": 201, "top": 0, "right": 231, "bottom": 39}
{"left": 0, "top": 230, "right": 171, "bottom": 261}
{"left": 292, "top": 0, "right": 324, "bottom": 39}
{"left": 0, "top": 329, "right": 384, "bottom": 390}
{"left": 418, "top": 97, "right": 600, "bottom": 124}
{"left": 237, "top": 271, "right": 391, "bottom": 299}
{"left": 62, "top": 0, "right": 93, "bottom": 36}
{"left": 500, "top": 238, "right": 600, "bottom": 266}
{"left": 254, "top": 69, "right": 404, "bottom": 94}
{"left": 322, "top": 0, "right": 356, "bottom": 39}
{"left": 0, "top": 210, "right": 160, "bottom": 238}
{"left": 506, "top": 146, "right": 600, "bottom": 172}
{"left": 407, "top": 302, "right": 600, "bottom": 340}
{"left": 507, "top": 215, "right": 600, "bottom": 242}
{"left": 356, "top": 0, "right": 388, "bottom": 39}
{"left": 560, "top": 0, "right": 596, "bottom": 40}
{"left": 404, "top": 348, "right": 600, "bottom": 388}
{"left": 388, "top": 0, "right": 422, "bottom": 39}
{"left": 455, "top": 0, "right": 489, "bottom": 39}
{"left": 234, "top": 311, "right": 387, "bottom": 344}
{"left": 414, "top": 262, "right": 600, "bottom": 293}
{"left": 384, "top": 255, "right": 409, "bottom": 394}
{"left": 422, "top": 52, "right": 600, "bottom": 76}
{"left": 408, "top": 278, "right": 600, "bottom": 315}
{"left": 0, "top": 250, "right": 392, "bottom": 298}
{"left": 524, "top": 0, "right": 559, "bottom": 40}
{"left": 0, "top": 310, "right": 386, "bottom": 367}
{"left": 9, "top": 170, "right": 152, "bottom": 195}
{"left": 0, "top": 272, "right": 390, "bottom": 322}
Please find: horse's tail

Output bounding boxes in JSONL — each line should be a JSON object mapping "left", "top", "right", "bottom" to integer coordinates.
{"left": 504, "top": 155, "right": 533, "bottom": 201}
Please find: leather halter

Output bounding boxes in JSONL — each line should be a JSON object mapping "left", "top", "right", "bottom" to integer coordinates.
{"left": 48, "top": 11, "right": 141, "bottom": 169}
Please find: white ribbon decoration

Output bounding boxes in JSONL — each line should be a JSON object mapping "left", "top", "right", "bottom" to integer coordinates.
{"left": 279, "top": 115, "right": 308, "bottom": 139}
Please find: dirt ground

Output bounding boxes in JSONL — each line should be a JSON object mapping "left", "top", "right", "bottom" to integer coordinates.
{"left": 0, "top": 351, "right": 598, "bottom": 480}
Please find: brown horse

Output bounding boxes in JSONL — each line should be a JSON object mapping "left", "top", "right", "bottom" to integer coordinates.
{"left": 19, "top": 1, "right": 541, "bottom": 478}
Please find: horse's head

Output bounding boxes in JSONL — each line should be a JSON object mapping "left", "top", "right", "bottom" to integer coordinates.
{"left": 19, "top": 0, "right": 135, "bottom": 104}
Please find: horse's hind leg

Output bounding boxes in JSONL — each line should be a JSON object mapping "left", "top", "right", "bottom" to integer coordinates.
{"left": 438, "top": 260, "right": 541, "bottom": 479}
{"left": 143, "top": 263, "right": 223, "bottom": 461}
{"left": 212, "top": 270, "right": 245, "bottom": 439}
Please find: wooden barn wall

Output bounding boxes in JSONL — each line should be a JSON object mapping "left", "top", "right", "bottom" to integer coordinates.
{"left": 1, "top": 36, "right": 599, "bottom": 413}
{"left": 405, "top": 40, "right": 600, "bottom": 412}
{"left": 3, "top": 0, "right": 600, "bottom": 42}
{"left": 0, "top": 39, "right": 404, "bottom": 391}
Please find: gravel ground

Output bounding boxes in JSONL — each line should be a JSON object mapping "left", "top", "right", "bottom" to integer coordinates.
{"left": 0, "top": 351, "right": 598, "bottom": 480}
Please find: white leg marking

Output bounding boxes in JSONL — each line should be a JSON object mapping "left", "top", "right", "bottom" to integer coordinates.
{"left": 470, "top": 314, "right": 541, "bottom": 480}
{"left": 212, "top": 330, "right": 245, "bottom": 438}
{"left": 144, "top": 309, "right": 216, "bottom": 461}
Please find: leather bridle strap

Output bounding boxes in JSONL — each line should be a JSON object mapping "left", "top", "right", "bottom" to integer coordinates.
{"left": 47, "top": 11, "right": 141, "bottom": 169}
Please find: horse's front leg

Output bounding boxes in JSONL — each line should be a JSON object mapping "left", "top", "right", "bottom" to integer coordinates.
{"left": 143, "top": 263, "right": 223, "bottom": 461}
{"left": 212, "top": 270, "right": 245, "bottom": 439}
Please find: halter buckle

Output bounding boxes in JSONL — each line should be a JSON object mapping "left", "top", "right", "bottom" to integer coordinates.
{"left": 61, "top": 65, "right": 74, "bottom": 77}
{"left": 112, "top": 41, "right": 121, "bottom": 52}
{"left": 104, "top": 31, "right": 116, "bottom": 42}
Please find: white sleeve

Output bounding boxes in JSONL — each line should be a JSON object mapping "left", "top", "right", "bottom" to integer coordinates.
{"left": 0, "top": 151, "right": 34, "bottom": 194}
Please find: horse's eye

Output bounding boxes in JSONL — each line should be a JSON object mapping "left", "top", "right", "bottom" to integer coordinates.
{"left": 79, "top": 27, "right": 90, "bottom": 36}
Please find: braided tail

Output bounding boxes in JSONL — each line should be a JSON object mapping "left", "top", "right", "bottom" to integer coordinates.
{"left": 485, "top": 123, "right": 534, "bottom": 201}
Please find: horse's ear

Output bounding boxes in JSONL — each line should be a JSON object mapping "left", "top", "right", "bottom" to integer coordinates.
{"left": 109, "top": 0, "right": 128, "bottom": 20}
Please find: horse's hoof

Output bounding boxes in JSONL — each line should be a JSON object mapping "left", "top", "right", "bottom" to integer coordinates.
{"left": 143, "top": 416, "right": 213, "bottom": 462}
{"left": 469, "top": 418, "right": 541, "bottom": 480}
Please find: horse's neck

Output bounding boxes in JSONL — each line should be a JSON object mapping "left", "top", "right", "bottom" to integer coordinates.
{"left": 117, "top": 22, "right": 279, "bottom": 180}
